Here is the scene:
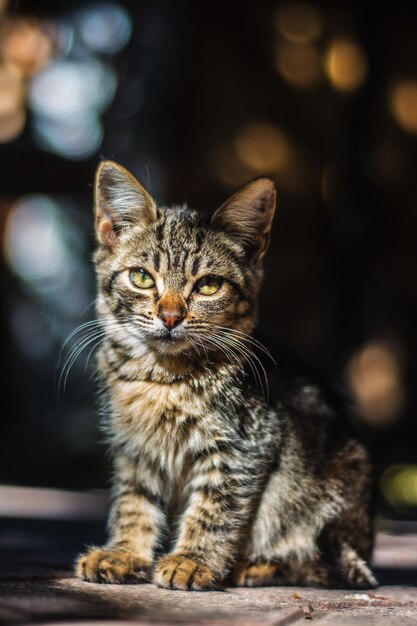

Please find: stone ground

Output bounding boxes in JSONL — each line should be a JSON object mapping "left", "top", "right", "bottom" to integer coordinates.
{"left": 0, "top": 490, "right": 416, "bottom": 625}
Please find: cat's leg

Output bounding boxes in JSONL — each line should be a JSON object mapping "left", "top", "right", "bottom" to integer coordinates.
{"left": 232, "top": 524, "right": 377, "bottom": 589}
{"left": 76, "top": 454, "right": 167, "bottom": 584}
{"left": 335, "top": 541, "right": 377, "bottom": 589}
{"left": 153, "top": 444, "right": 259, "bottom": 591}
{"left": 247, "top": 508, "right": 377, "bottom": 589}
{"left": 235, "top": 530, "right": 377, "bottom": 589}
{"left": 232, "top": 554, "right": 332, "bottom": 587}
{"left": 320, "top": 517, "right": 377, "bottom": 589}
{"left": 232, "top": 560, "right": 279, "bottom": 587}
{"left": 242, "top": 439, "right": 376, "bottom": 589}
{"left": 322, "top": 437, "right": 377, "bottom": 588}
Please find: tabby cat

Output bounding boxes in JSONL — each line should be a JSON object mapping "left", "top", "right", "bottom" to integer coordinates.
{"left": 75, "top": 160, "right": 377, "bottom": 590}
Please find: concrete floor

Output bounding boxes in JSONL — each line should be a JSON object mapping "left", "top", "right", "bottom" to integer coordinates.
{"left": 0, "top": 515, "right": 416, "bottom": 625}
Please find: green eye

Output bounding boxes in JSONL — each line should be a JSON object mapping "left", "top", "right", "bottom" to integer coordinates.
{"left": 194, "top": 275, "right": 223, "bottom": 296}
{"left": 129, "top": 269, "right": 155, "bottom": 289}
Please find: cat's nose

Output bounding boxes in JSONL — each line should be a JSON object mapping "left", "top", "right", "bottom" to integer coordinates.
{"left": 159, "top": 310, "right": 184, "bottom": 330}
{"left": 158, "top": 292, "right": 187, "bottom": 330}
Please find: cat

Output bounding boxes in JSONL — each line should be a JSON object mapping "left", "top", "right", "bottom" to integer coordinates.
{"left": 75, "top": 160, "right": 377, "bottom": 590}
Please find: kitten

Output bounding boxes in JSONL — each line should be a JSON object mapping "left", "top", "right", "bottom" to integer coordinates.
{"left": 75, "top": 161, "right": 376, "bottom": 590}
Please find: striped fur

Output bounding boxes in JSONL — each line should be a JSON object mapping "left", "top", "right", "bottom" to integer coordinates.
{"left": 76, "top": 161, "right": 376, "bottom": 590}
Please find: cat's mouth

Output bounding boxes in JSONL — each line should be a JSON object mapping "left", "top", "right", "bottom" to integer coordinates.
{"left": 150, "top": 330, "right": 193, "bottom": 354}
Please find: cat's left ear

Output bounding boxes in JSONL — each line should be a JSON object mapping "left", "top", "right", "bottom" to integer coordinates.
{"left": 211, "top": 178, "right": 276, "bottom": 261}
{"left": 94, "top": 160, "right": 158, "bottom": 247}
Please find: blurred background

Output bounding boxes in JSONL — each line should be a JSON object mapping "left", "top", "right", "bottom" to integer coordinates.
{"left": 0, "top": 0, "right": 416, "bottom": 526}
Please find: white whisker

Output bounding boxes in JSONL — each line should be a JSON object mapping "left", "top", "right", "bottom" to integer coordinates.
{"left": 58, "top": 319, "right": 134, "bottom": 395}
{"left": 211, "top": 332, "right": 268, "bottom": 400}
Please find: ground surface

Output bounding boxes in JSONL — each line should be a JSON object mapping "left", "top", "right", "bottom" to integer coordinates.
{"left": 0, "top": 488, "right": 416, "bottom": 625}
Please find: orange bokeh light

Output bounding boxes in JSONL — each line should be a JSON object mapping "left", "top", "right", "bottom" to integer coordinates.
{"left": 346, "top": 342, "right": 404, "bottom": 425}
{"left": 0, "top": 107, "right": 25, "bottom": 142}
{"left": 275, "top": 42, "right": 321, "bottom": 88}
{"left": 324, "top": 38, "right": 368, "bottom": 93}
{"left": 234, "top": 122, "right": 292, "bottom": 173}
{"left": 1, "top": 17, "right": 52, "bottom": 77}
{"left": 275, "top": 1, "right": 322, "bottom": 44}
{"left": 389, "top": 80, "right": 417, "bottom": 134}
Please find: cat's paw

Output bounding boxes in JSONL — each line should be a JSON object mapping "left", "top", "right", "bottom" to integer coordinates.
{"left": 154, "top": 553, "right": 219, "bottom": 591}
{"left": 75, "top": 547, "right": 152, "bottom": 584}
{"left": 342, "top": 561, "right": 378, "bottom": 589}
{"left": 338, "top": 547, "right": 378, "bottom": 589}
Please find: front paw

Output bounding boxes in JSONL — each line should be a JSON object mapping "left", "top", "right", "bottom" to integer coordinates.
{"left": 154, "top": 553, "right": 219, "bottom": 591}
{"left": 75, "top": 547, "right": 152, "bottom": 584}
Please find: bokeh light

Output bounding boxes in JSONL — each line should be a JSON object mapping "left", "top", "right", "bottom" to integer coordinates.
{"left": 0, "top": 66, "right": 24, "bottom": 116}
{"left": 0, "top": 63, "right": 25, "bottom": 141}
{"left": 0, "top": 107, "right": 25, "bottom": 141}
{"left": 1, "top": 17, "right": 53, "bottom": 76}
{"left": 33, "top": 112, "right": 103, "bottom": 160}
{"left": 76, "top": 2, "right": 132, "bottom": 54}
{"left": 0, "top": 3, "right": 132, "bottom": 159}
{"left": 4, "top": 195, "right": 71, "bottom": 284}
{"left": 324, "top": 38, "right": 368, "bottom": 92}
{"left": 29, "top": 59, "right": 115, "bottom": 159}
{"left": 29, "top": 59, "right": 117, "bottom": 117}
{"left": 381, "top": 465, "right": 417, "bottom": 507}
{"left": 234, "top": 122, "right": 292, "bottom": 173}
{"left": 275, "top": 41, "right": 321, "bottom": 87}
{"left": 53, "top": 21, "right": 75, "bottom": 58}
{"left": 274, "top": 1, "right": 322, "bottom": 44}
{"left": 4, "top": 194, "right": 92, "bottom": 323}
{"left": 389, "top": 80, "right": 417, "bottom": 134}
{"left": 346, "top": 342, "right": 404, "bottom": 425}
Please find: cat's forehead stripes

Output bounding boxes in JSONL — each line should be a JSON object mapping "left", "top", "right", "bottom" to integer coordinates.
{"left": 120, "top": 207, "right": 247, "bottom": 287}
{"left": 153, "top": 251, "right": 161, "bottom": 272}
{"left": 155, "top": 210, "right": 206, "bottom": 274}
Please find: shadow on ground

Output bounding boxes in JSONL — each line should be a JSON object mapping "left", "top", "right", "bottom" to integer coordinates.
{"left": 0, "top": 517, "right": 416, "bottom": 625}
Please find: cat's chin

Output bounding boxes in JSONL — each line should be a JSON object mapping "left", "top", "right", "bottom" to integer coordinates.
{"left": 150, "top": 336, "right": 195, "bottom": 356}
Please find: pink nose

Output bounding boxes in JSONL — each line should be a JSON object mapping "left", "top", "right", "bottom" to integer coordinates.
{"left": 159, "top": 310, "right": 184, "bottom": 330}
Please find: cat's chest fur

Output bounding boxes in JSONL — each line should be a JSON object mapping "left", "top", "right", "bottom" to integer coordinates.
{"left": 107, "top": 375, "right": 224, "bottom": 473}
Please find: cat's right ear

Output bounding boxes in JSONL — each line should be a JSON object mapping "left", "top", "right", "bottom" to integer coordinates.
{"left": 94, "top": 160, "right": 158, "bottom": 247}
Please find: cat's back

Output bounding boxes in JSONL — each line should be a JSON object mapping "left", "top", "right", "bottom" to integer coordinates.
{"left": 247, "top": 332, "right": 358, "bottom": 460}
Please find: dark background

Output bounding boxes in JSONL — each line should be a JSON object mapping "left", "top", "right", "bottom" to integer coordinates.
{"left": 0, "top": 0, "right": 416, "bottom": 519}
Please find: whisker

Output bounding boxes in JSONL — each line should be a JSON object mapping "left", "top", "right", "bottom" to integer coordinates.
{"left": 208, "top": 330, "right": 269, "bottom": 401}
{"left": 186, "top": 335, "right": 204, "bottom": 359}
{"left": 59, "top": 320, "right": 103, "bottom": 366}
{"left": 59, "top": 330, "right": 105, "bottom": 395}
{"left": 58, "top": 319, "right": 134, "bottom": 395}
{"left": 196, "top": 333, "right": 248, "bottom": 382}
{"left": 200, "top": 335, "right": 240, "bottom": 372}
{"left": 210, "top": 325, "right": 276, "bottom": 365}
{"left": 80, "top": 299, "right": 97, "bottom": 317}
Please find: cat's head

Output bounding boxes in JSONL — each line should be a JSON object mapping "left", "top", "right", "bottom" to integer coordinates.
{"left": 94, "top": 161, "right": 276, "bottom": 359}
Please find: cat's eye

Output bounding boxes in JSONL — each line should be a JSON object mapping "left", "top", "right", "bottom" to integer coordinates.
{"left": 129, "top": 269, "right": 155, "bottom": 289}
{"left": 194, "top": 275, "right": 223, "bottom": 296}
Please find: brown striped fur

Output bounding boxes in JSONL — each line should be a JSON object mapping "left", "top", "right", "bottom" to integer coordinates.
{"left": 75, "top": 161, "right": 377, "bottom": 590}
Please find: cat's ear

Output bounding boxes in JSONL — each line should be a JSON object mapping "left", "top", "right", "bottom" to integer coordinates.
{"left": 211, "top": 178, "right": 276, "bottom": 261}
{"left": 94, "top": 160, "right": 157, "bottom": 247}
